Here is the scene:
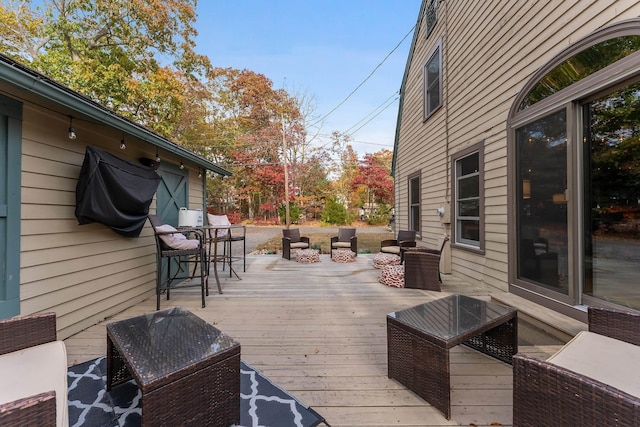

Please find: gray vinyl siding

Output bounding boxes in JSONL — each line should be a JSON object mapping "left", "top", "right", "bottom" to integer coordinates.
{"left": 19, "top": 104, "right": 203, "bottom": 339}
{"left": 395, "top": 0, "right": 640, "bottom": 291}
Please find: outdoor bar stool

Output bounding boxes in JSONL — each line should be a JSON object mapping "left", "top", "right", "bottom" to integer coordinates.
{"left": 207, "top": 214, "right": 246, "bottom": 276}
{"left": 148, "top": 214, "right": 208, "bottom": 309}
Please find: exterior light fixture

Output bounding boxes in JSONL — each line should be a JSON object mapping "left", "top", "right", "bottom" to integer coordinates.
{"left": 68, "top": 116, "right": 77, "bottom": 140}
{"left": 198, "top": 170, "right": 202, "bottom": 178}
{"left": 155, "top": 148, "right": 161, "bottom": 163}
{"left": 180, "top": 161, "right": 184, "bottom": 169}
{"left": 120, "top": 132, "right": 126, "bottom": 150}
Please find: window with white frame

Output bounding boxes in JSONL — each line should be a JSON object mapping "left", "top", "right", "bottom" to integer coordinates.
{"left": 423, "top": 40, "right": 442, "bottom": 119}
{"left": 453, "top": 143, "right": 483, "bottom": 249}
{"left": 408, "top": 173, "right": 421, "bottom": 233}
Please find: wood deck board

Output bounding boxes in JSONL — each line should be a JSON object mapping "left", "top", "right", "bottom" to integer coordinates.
{"left": 64, "top": 254, "right": 567, "bottom": 426}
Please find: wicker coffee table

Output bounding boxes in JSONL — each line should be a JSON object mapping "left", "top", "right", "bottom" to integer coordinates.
{"left": 387, "top": 294, "right": 517, "bottom": 419}
{"left": 106, "top": 307, "right": 241, "bottom": 427}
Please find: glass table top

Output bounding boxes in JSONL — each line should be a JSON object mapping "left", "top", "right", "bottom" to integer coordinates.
{"left": 388, "top": 294, "right": 516, "bottom": 340}
{"left": 107, "top": 307, "right": 239, "bottom": 384}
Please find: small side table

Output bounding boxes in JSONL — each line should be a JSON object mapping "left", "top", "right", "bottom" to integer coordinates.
{"left": 387, "top": 295, "right": 517, "bottom": 419}
{"left": 373, "top": 253, "right": 401, "bottom": 269}
{"left": 106, "top": 307, "right": 241, "bottom": 427}
{"left": 379, "top": 264, "right": 404, "bottom": 287}
{"left": 331, "top": 249, "right": 356, "bottom": 262}
{"left": 296, "top": 248, "right": 320, "bottom": 263}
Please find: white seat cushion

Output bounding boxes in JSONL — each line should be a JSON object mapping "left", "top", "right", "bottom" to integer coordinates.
{"left": 0, "top": 340, "right": 69, "bottom": 427}
{"left": 380, "top": 245, "right": 401, "bottom": 254}
{"left": 290, "top": 242, "right": 309, "bottom": 249}
{"left": 546, "top": 331, "right": 640, "bottom": 398}
{"left": 332, "top": 242, "right": 351, "bottom": 248}
{"left": 156, "top": 224, "right": 200, "bottom": 250}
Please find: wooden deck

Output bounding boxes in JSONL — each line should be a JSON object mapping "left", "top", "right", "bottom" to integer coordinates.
{"left": 64, "top": 254, "right": 577, "bottom": 427}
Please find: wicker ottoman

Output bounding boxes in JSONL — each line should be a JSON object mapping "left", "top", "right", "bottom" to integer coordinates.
{"left": 379, "top": 265, "right": 405, "bottom": 288}
{"left": 296, "top": 248, "right": 320, "bottom": 263}
{"left": 373, "top": 252, "right": 401, "bottom": 269}
{"left": 331, "top": 249, "right": 356, "bottom": 263}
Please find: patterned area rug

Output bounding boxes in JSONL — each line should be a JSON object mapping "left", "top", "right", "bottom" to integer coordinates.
{"left": 67, "top": 357, "right": 327, "bottom": 427}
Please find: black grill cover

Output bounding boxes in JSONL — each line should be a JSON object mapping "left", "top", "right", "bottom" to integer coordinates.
{"left": 75, "top": 146, "right": 161, "bottom": 237}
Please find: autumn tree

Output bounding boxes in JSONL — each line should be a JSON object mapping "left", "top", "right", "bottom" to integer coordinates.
{"left": 351, "top": 150, "right": 395, "bottom": 223}
{"left": 0, "top": 0, "right": 209, "bottom": 137}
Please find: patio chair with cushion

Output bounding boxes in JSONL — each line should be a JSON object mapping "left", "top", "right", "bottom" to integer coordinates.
{"left": 513, "top": 306, "right": 640, "bottom": 426}
{"left": 207, "top": 214, "right": 246, "bottom": 276}
{"left": 380, "top": 230, "right": 417, "bottom": 261}
{"left": 0, "top": 312, "right": 68, "bottom": 427}
{"left": 282, "top": 228, "right": 310, "bottom": 260}
{"left": 403, "top": 237, "right": 448, "bottom": 291}
{"left": 331, "top": 228, "right": 357, "bottom": 257}
{"left": 148, "top": 214, "right": 208, "bottom": 310}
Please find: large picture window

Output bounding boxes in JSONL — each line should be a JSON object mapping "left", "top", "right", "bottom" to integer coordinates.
{"left": 423, "top": 40, "right": 442, "bottom": 119}
{"left": 453, "top": 143, "right": 483, "bottom": 249}
{"left": 509, "top": 19, "right": 640, "bottom": 311}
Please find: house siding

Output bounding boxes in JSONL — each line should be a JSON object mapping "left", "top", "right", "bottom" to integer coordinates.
{"left": 395, "top": 0, "right": 640, "bottom": 292}
{"left": 19, "top": 104, "right": 203, "bottom": 339}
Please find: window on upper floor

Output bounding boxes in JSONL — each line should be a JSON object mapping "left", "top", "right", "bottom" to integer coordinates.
{"left": 423, "top": 39, "right": 442, "bottom": 120}
{"left": 452, "top": 142, "right": 484, "bottom": 251}
{"left": 425, "top": 0, "right": 439, "bottom": 39}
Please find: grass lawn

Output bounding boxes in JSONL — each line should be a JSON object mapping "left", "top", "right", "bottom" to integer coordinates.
{"left": 256, "top": 231, "right": 395, "bottom": 254}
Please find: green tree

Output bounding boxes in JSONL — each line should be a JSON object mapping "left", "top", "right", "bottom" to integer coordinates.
{"left": 0, "top": 0, "right": 210, "bottom": 137}
{"left": 321, "top": 197, "right": 348, "bottom": 225}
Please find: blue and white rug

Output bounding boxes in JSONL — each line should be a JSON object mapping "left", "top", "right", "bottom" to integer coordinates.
{"left": 67, "top": 357, "right": 327, "bottom": 427}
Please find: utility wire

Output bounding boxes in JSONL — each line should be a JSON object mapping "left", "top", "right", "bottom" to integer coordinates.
{"left": 309, "top": 25, "right": 415, "bottom": 128}
{"left": 348, "top": 95, "right": 399, "bottom": 136}
{"left": 345, "top": 92, "right": 399, "bottom": 134}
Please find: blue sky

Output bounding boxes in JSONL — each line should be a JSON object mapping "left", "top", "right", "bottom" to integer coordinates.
{"left": 194, "top": 1, "right": 420, "bottom": 157}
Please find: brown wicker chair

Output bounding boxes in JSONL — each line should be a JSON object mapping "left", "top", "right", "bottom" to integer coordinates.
{"left": 380, "top": 230, "right": 417, "bottom": 261}
{"left": 282, "top": 228, "right": 310, "bottom": 260}
{"left": 331, "top": 228, "right": 357, "bottom": 257}
{"left": 403, "top": 249, "right": 442, "bottom": 291}
{"left": 148, "top": 214, "right": 208, "bottom": 310}
{"left": 403, "top": 237, "right": 448, "bottom": 290}
{"left": 513, "top": 306, "right": 640, "bottom": 426}
{"left": 0, "top": 312, "right": 64, "bottom": 427}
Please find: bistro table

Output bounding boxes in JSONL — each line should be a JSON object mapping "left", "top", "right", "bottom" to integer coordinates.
{"left": 387, "top": 294, "right": 518, "bottom": 419}
{"left": 106, "top": 307, "right": 241, "bottom": 427}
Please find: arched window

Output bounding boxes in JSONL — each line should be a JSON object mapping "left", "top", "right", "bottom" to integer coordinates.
{"left": 508, "top": 19, "right": 640, "bottom": 311}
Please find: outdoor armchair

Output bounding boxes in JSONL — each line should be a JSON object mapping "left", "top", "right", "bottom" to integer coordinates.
{"left": 282, "top": 228, "right": 310, "bottom": 260}
{"left": 380, "top": 230, "right": 417, "bottom": 261}
{"left": 0, "top": 312, "right": 68, "bottom": 427}
{"left": 331, "top": 228, "right": 357, "bottom": 256}
{"left": 403, "top": 237, "right": 448, "bottom": 290}
{"left": 513, "top": 306, "right": 640, "bottom": 426}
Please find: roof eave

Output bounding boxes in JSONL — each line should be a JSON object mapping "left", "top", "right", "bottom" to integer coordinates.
{"left": 0, "top": 54, "right": 231, "bottom": 176}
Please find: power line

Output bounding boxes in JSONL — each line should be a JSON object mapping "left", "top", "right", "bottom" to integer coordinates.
{"left": 345, "top": 92, "right": 399, "bottom": 134}
{"left": 348, "top": 95, "right": 399, "bottom": 136}
{"left": 309, "top": 25, "right": 415, "bottom": 128}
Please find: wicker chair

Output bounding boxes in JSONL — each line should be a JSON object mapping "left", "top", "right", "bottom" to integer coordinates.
{"left": 331, "top": 228, "right": 357, "bottom": 257}
{"left": 148, "top": 214, "right": 208, "bottom": 310}
{"left": 513, "top": 306, "right": 640, "bottom": 426}
{"left": 403, "top": 237, "right": 448, "bottom": 290}
{"left": 0, "top": 312, "right": 67, "bottom": 427}
{"left": 282, "top": 229, "right": 310, "bottom": 260}
{"left": 380, "top": 230, "right": 417, "bottom": 261}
